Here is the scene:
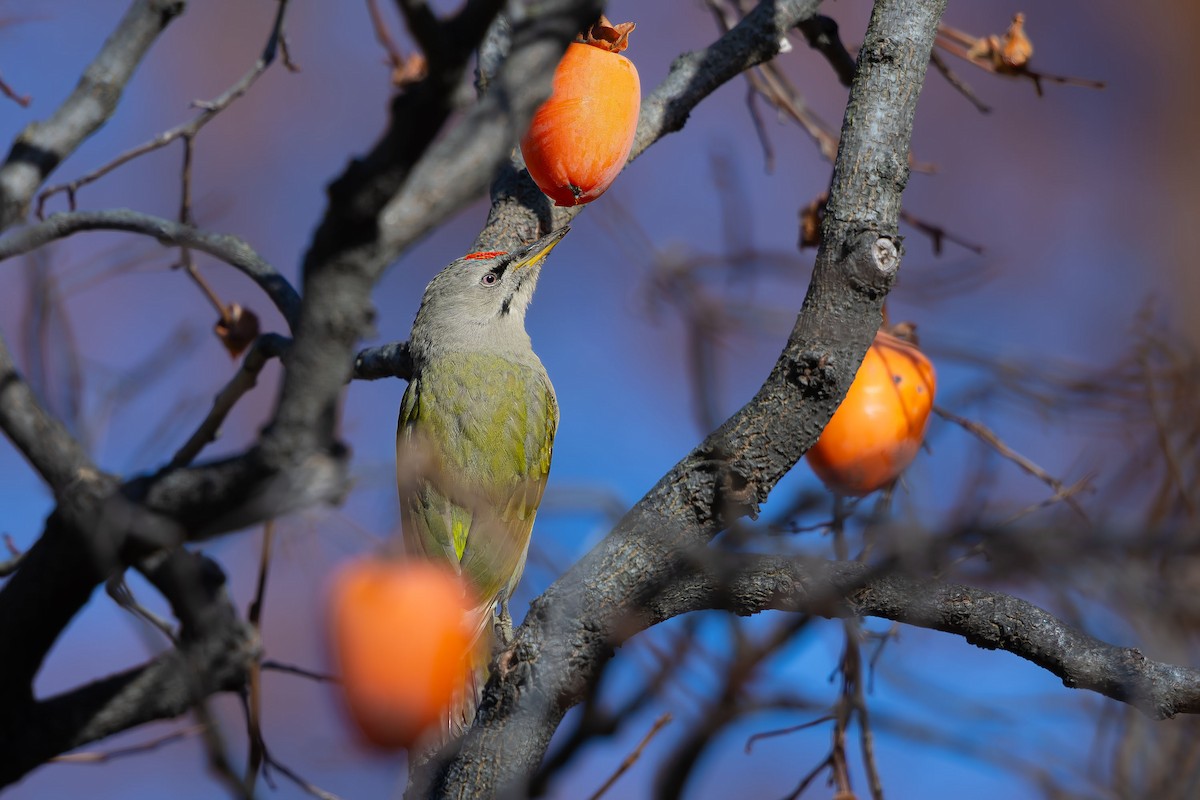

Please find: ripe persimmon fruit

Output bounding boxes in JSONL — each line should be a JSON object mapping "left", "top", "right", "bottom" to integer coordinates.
{"left": 326, "top": 557, "right": 476, "bottom": 749}
{"left": 520, "top": 17, "right": 640, "bottom": 206}
{"left": 806, "top": 329, "right": 937, "bottom": 496}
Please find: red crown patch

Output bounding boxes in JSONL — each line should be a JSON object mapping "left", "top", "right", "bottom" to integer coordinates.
{"left": 463, "top": 251, "right": 506, "bottom": 260}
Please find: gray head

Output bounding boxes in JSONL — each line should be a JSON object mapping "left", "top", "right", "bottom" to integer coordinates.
{"left": 408, "top": 226, "right": 569, "bottom": 363}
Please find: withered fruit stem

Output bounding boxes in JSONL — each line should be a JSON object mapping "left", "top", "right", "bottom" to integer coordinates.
{"left": 578, "top": 15, "right": 636, "bottom": 53}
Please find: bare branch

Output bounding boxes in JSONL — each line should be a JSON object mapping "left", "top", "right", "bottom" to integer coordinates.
{"left": 36, "top": 0, "right": 294, "bottom": 217}
{"left": 0, "top": 209, "right": 301, "bottom": 329}
{"left": 51, "top": 724, "right": 205, "bottom": 764}
{"left": 0, "top": 70, "right": 31, "bottom": 107}
{"left": 646, "top": 554, "right": 1200, "bottom": 720}
{"left": 169, "top": 334, "right": 290, "bottom": 469}
{"left": 934, "top": 405, "right": 1089, "bottom": 519}
{"left": 0, "top": 549, "right": 256, "bottom": 786}
{"left": 588, "top": 713, "right": 673, "bottom": 800}
{"left": 0, "top": 0, "right": 187, "bottom": 230}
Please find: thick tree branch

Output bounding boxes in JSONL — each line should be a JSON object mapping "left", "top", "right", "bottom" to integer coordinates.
{"left": 427, "top": 0, "right": 947, "bottom": 795}
{"left": 0, "top": 209, "right": 301, "bottom": 329}
{"left": 645, "top": 554, "right": 1200, "bottom": 720}
{"left": 0, "top": 0, "right": 187, "bottom": 231}
{"left": 0, "top": 551, "right": 256, "bottom": 787}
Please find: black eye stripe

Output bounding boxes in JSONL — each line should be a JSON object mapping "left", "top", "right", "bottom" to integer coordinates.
{"left": 480, "top": 261, "right": 508, "bottom": 286}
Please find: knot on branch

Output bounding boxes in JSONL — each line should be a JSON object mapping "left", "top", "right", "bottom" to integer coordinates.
{"left": 788, "top": 349, "right": 837, "bottom": 400}
{"left": 872, "top": 236, "right": 900, "bottom": 273}
{"left": 717, "top": 464, "right": 760, "bottom": 521}
{"left": 841, "top": 231, "right": 902, "bottom": 300}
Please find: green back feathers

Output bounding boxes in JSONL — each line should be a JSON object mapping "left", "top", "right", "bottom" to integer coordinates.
{"left": 397, "top": 352, "right": 557, "bottom": 603}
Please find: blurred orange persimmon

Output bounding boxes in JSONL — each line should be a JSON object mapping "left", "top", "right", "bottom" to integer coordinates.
{"left": 326, "top": 557, "right": 476, "bottom": 749}
{"left": 806, "top": 330, "right": 937, "bottom": 496}
{"left": 520, "top": 17, "right": 640, "bottom": 207}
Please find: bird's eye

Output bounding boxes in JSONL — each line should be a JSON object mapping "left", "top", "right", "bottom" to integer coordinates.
{"left": 480, "top": 272, "right": 499, "bottom": 286}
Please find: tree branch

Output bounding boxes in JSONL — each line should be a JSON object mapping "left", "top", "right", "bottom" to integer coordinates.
{"left": 645, "top": 554, "right": 1200, "bottom": 720}
{"left": 426, "top": 0, "right": 947, "bottom": 795}
{"left": 35, "top": 0, "right": 294, "bottom": 218}
{"left": 0, "top": 0, "right": 187, "bottom": 230}
{"left": 0, "top": 209, "right": 301, "bottom": 329}
{"left": 0, "top": 551, "right": 256, "bottom": 787}
{"left": 353, "top": 341, "right": 413, "bottom": 382}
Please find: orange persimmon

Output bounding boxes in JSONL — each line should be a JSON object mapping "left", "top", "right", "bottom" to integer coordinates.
{"left": 326, "top": 557, "right": 476, "bottom": 749}
{"left": 520, "top": 17, "right": 640, "bottom": 206}
{"left": 806, "top": 330, "right": 937, "bottom": 496}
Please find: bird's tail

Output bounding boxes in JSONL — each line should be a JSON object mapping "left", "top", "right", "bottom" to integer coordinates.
{"left": 442, "top": 600, "right": 495, "bottom": 741}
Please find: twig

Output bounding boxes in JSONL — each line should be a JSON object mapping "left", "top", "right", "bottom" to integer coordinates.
{"left": 193, "top": 700, "right": 254, "bottom": 800}
{"left": 105, "top": 575, "right": 178, "bottom": 642}
{"left": 51, "top": 725, "right": 205, "bottom": 763}
{"left": 1138, "top": 350, "right": 1199, "bottom": 520}
{"left": 845, "top": 622, "right": 884, "bottom": 800}
{"left": 169, "top": 334, "right": 290, "bottom": 468}
{"left": 0, "top": 533, "right": 24, "bottom": 576}
{"left": 366, "top": 0, "right": 405, "bottom": 72}
{"left": 998, "top": 477, "right": 1093, "bottom": 527}
{"left": 249, "top": 521, "right": 274, "bottom": 628}
{"left": 0, "top": 70, "right": 30, "bottom": 107}
{"left": 0, "top": 209, "right": 301, "bottom": 329}
{"left": 929, "top": 50, "right": 991, "bottom": 114}
{"left": 36, "top": 0, "right": 295, "bottom": 216}
{"left": 262, "top": 753, "right": 345, "bottom": 800}
{"left": 899, "top": 208, "right": 984, "bottom": 255}
{"left": 588, "top": 713, "right": 673, "bottom": 800}
{"left": 934, "top": 405, "right": 1089, "bottom": 520}
{"left": 243, "top": 521, "right": 274, "bottom": 791}
{"left": 0, "top": 0, "right": 187, "bottom": 231}
{"left": 744, "top": 87, "right": 776, "bottom": 172}
{"left": 934, "top": 18, "right": 1105, "bottom": 97}
{"left": 260, "top": 660, "right": 340, "bottom": 684}
{"left": 744, "top": 714, "right": 835, "bottom": 753}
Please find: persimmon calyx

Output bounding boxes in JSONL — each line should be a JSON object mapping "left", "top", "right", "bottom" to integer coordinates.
{"left": 579, "top": 15, "right": 636, "bottom": 53}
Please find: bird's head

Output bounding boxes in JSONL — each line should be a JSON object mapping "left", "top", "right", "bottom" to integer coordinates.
{"left": 409, "top": 226, "right": 569, "bottom": 360}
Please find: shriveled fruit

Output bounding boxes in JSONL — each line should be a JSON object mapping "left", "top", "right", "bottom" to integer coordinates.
{"left": 520, "top": 17, "right": 640, "bottom": 207}
{"left": 807, "top": 330, "right": 937, "bottom": 496}
{"left": 326, "top": 557, "right": 476, "bottom": 749}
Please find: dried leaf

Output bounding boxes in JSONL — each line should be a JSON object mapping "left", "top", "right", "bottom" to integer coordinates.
{"left": 798, "top": 192, "right": 827, "bottom": 250}
{"left": 215, "top": 303, "right": 260, "bottom": 359}
{"left": 579, "top": 15, "right": 636, "bottom": 53}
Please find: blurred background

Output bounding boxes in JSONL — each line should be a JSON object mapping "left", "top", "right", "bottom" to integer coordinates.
{"left": 1, "top": 0, "right": 1198, "bottom": 797}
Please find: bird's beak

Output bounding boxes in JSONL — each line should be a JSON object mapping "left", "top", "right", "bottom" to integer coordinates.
{"left": 510, "top": 226, "right": 570, "bottom": 272}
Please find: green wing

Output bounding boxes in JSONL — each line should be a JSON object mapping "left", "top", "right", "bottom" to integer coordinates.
{"left": 397, "top": 353, "right": 557, "bottom": 605}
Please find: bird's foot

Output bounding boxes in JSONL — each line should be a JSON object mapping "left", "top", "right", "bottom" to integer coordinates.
{"left": 495, "top": 600, "right": 515, "bottom": 647}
